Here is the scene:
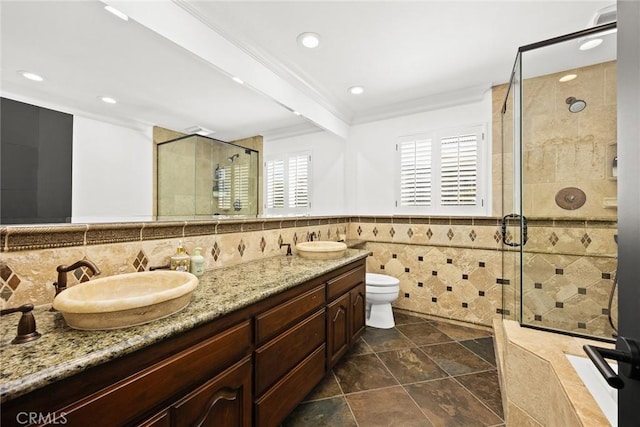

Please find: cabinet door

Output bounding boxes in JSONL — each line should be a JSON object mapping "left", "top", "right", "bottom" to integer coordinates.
{"left": 326, "top": 292, "right": 350, "bottom": 369}
{"left": 138, "top": 411, "right": 171, "bottom": 427}
{"left": 350, "top": 282, "right": 366, "bottom": 343}
{"left": 171, "top": 357, "right": 252, "bottom": 427}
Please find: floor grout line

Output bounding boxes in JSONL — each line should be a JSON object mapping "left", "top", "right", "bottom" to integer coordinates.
{"left": 285, "top": 312, "right": 505, "bottom": 426}
{"left": 450, "top": 372, "right": 506, "bottom": 423}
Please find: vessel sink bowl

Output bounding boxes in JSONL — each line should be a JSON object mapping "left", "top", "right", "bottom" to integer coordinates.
{"left": 296, "top": 241, "right": 347, "bottom": 260}
{"left": 52, "top": 271, "right": 199, "bottom": 330}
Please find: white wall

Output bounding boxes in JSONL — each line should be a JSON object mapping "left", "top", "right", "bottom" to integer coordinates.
{"left": 72, "top": 116, "right": 153, "bottom": 222}
{"left": 264, "top": 92, "right": 493, "bottom": 216}
{"left": 263, "top": 130, "right": 347, "bottom": 215}
{"left": 346, "top": 92, "right": 493, "bottom": 215}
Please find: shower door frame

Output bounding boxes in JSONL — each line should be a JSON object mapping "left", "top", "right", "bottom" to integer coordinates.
{"left": 501, "top": 22, "right": 618, "bottom": 342}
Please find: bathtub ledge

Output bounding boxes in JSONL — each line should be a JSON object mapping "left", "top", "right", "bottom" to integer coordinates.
{"left": 494, "top": 319, "right": 615, "bottom": 426}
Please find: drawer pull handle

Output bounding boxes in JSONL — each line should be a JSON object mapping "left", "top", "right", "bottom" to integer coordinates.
{"left": 195, "top": 388, "right": 239, "bottom": 427}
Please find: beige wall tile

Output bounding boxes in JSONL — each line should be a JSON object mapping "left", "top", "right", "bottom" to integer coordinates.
{"left": 506, "top": 401, "right": 544, "bottom": 427}
{"left": 506, "top": 342, "right": 550, "bottom": 425}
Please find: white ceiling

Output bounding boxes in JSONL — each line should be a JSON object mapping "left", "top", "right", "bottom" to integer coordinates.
{"left": 0, "top": 0, "right": 615, "bottom": 142}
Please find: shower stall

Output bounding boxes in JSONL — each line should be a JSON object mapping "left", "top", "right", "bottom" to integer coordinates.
{"left": 157, "top": 135, "right": 260, "bottom": 219}
{"left": 501, "top": 22, "right": 618, "bottom": 341}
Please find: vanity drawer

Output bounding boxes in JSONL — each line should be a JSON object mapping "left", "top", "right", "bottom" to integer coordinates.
{"left": 255, "top": 285, "right": 325, "bottom": 345}
{"left": 58, "top": 320, "right": 252, "bottom": 426}
{"left": 255, "top": 345, "right": 326, "bottom": 427}
{"left": 326, "top": 264, "right": 365, "bottom": 301}
{"left": 255, "top": 309, "right": 325, "bottom": 395}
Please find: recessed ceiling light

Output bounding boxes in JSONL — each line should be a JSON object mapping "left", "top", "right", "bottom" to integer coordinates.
{"left": 99, "top": 96, "right": 117, "bottom": 104}
{"left": 297, "top": 32, "right": 320, "bottom": 49}
{"left": 19, "top": 71, "right": 44, "bottom": 82}
{"left": 579, "top": 38, "right": 603, "bottom": 51}
{"left": 348, "top": 86, "right": 364, "bottom": 95}
{"left": 104, "top": 5, "right": 129, "bottom": 21}
{"left": 559, "top": 74, "right": 577, "bottom": 82}
{"left": 232, "top": 76, "right": 244, "bottom": 85}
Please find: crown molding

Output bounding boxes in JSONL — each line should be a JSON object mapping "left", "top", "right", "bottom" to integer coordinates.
{"left": 351, "top": 84, "right": 490, "bottom": 125}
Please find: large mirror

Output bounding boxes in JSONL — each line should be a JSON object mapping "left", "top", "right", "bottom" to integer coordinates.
{"left": 0, "top": 0, "right": 317, "bottom": 224}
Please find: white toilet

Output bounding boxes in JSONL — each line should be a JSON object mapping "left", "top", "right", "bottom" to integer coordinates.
{"left": 365, "top": 273, "right": 400, "bottom": 329}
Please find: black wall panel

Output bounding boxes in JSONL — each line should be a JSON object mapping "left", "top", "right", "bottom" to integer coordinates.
{"left": 1, "top": 98, "right": 73, "bottom": 224}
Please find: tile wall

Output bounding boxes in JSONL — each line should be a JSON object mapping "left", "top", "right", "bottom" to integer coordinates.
{"left": 0, "top": 215, "right": 617, "bottom": 339}
{"left": 0, "top": 218, "right": 348, "bottom": 309}
{"left": 492, "top": 61, "right": 618, "bottom": 220}
{"left": 350, "top": 215, "right": 617, "bottom": 338}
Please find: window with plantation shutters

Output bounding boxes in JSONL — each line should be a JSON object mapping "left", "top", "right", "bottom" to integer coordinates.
{"left": 399, "top": 138, "right": 432, "bottom": 207}
{"left": 440, "top": 133, "right": 477, "bottom": 206}
{"left": 396, "top": 125, "right": 487, "bottom": 215}
{"left": 265, "top": 159, "right": 285, "bottom": 209}
{"left": 288, "top": 154, "right": 309, "bottom": 208}
{"left": 217, "top": 166, "right": 232, "bottom": 210}
{"left": 264, "top": 152, "right": 312, "bottom": 214}
{"left": 233, "top": 163, "right": 250, "bottom": 210}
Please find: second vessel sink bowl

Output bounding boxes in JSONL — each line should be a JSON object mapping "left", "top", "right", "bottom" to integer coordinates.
{"left": 296, "top": 241, "right": 347, "bottom": 260}
{"left": 52, "top": 271, "right": 199, "bottom": 330}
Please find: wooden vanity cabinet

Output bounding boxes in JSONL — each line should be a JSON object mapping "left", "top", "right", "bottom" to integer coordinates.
{"left": 139, "top": 356, "right": 252, "bottom": 427}
{"left": 254, "top": 283, "right": 327, "bottom": 427}
{"left": 326, "top": 263, "right": 366, "bottom": 370}
{"left": 1, "top": 258, "right": 367, "bottom": 427}
{"left": 0, "top": 312, "right": 254, "bottom": 427}
{"left": 350, "top": 281, "right": 366, "bottom": 342}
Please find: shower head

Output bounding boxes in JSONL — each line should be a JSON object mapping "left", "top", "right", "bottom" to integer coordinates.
{"left": 227, "top": 153, "right": 240, "bottom": 162}
{"left": 566, "top": 97, "right": 587, "bottom": 113}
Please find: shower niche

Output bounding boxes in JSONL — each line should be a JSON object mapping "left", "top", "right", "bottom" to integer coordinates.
{"left": 157, "top": 135, "right": 259, "bottom": 219}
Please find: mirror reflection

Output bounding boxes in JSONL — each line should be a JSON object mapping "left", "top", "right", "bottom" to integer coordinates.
{"left": 0, "top": 0, "right": 306, "bottom": 225}
{"left": 157, "top": 135, "right": 259, "bottom": 219}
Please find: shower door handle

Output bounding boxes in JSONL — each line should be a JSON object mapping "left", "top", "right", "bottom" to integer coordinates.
{"left": 501, "top": 214, "right": 528, "bottom": 247}
{"left": 583, "top": 337, "right": 640, "bottom": 389}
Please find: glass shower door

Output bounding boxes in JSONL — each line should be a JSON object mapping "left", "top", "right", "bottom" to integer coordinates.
{"left": 500, "top": 52, "right": 522, "bottom": 324}
{"left": 509, "top": 24, "right": 618, "bottom": 340}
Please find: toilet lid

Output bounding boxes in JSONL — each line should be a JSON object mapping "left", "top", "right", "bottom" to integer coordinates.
{"left": 366, "top": 273, "right": 400, "bottom": 286}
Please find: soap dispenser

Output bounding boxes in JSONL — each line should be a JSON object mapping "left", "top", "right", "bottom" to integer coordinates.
{"left": 190, "top": 247, "right": 205, "bottom": 277}
{"left": 170, "top": 241, "right": 190, "bottom": 272}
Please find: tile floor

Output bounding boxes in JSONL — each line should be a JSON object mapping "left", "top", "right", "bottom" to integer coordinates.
{"left": 283, "top": 310, "right": 504, "bottom": 427}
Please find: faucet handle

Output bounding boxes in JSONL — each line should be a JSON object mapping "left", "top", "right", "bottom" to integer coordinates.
{"left": 279, "top": 243, "right": 292, "bottom": 256}
{"left": 0, "top": 303, "right": 41, "bottom": 344}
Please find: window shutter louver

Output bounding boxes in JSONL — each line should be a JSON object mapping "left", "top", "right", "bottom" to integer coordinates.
{"left": 399, "top": 139, "right": 432, "bottom": 206}
{"left": 440, "top": 133, "right": 478, "bottom": 206}
{"left": 234, "top": 163, "right": 249, "bottom": 209}
{"left": 217, "top": 166, "right": 232, "bottom": 209}
{"left": 265, "top": 160, "right": 285, "bottom": 209}
{"left": 288, "top": 155, "right": 309, "bottom": 208}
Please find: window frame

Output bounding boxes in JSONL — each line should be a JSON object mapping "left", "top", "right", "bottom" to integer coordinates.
{"left": 395, "top": 124, "right": 489, "bottom": 216}
{"left": 264, "top": 151, "right": 312, "bottom": 215}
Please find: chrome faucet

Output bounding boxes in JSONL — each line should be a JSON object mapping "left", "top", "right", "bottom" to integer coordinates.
{"left": 53, "top": 260, "right": 101, "bottom": 297}
{"left": 309, "top": 232, "right": 317, "bottom": 241}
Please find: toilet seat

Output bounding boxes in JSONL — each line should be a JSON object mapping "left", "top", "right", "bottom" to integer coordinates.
{"left": 366, "top": 273, "right": 400, "bottom": 287}
{"left": 366, "top": 284, "right": 400, "bottom": 294}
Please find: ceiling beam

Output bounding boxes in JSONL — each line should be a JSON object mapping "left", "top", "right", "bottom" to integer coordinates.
{"left": 104, "top": 0, "right": 350, "bottom": 139}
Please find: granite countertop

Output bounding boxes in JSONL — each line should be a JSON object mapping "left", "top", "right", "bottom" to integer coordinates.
{"left": 0, "top": 249, "right": 369, "bottom": 403}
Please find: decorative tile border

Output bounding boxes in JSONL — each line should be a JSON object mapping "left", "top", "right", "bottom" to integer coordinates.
{"left": 86, "top": 223, "right": 143, "bottom": 245}
{"left": 4, "top": 225, "right": 87, "bottom": 251}
{"left": 0, "top": 217, "right": 353, "bottom": 252}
